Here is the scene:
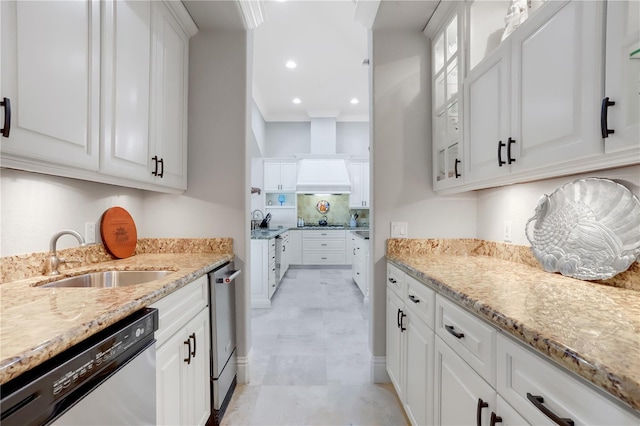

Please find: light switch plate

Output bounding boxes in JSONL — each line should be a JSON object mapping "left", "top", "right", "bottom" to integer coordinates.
{"left": 503, "top": 220, "right": 512, "bottom": 242}
{"left": 391, "top": 222, "right": 408, "bottom": 238}
{"left": 85, "top": 222, "right": 96, "bottom": 244}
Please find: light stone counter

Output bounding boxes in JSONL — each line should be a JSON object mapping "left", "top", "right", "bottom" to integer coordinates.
{"left": 0, "top": 238, "right": 233, "bottom": 385}
{"left": 387, "top": 238, "right": 640, "bottom": 412}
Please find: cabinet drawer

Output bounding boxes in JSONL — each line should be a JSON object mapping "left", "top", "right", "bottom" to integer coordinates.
{"left": 497, "top": 334, "right": 639, "bottom": 425}
{"left": 405, "top": 274, "right": 435, "bottom": 330}
{"left": 387, "top": 263, "right": 405, "bottom": 298}
{"left": 151, "top": 275, "right": 208, "bottom": 348}
{"left": 302, "top": 230, "right": 346, "bottom": 239}
{"left": 303, "top": 252, "right": 345, "bottom": 264}
{"left": 303, "top": 239, "right": 346, "bottom": 251}
{"left": 436, "top": 295, "right": 496, "bottom": 385}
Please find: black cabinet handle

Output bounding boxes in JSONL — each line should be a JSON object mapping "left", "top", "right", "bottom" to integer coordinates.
{"left": 601, "top": 97, "right": 615, "bottom": 138}
{"left": 151, "top": 156, "right": 158, "bottom": 176}
{"left": 454, "top": 158, "right": 461, "bottom": 178}
{"left": 408, "top": 295, "right": 420, "bottom": 304}
{"left": 445, "top": 324, "right": 465, "bottom": 339}
{"left": 527, "top": 393, "right": 574, "bottom": 426}
{"left": 388, "top": 277, "right": 397, "bottom": 284}
{"left": 189, "top": 332, "right": 196, "bottom": 357}
{"left": 1, "top": 97, "right": 11, "bottom": 137}
{"left": 184, "top": 339, "right": 191, "bottom": 364}
{"left": 489, "top": 412, "right": 502, "bottom": 426}
{"left": 477, "top": 398, "right": 488, "bottom": 426}
{"left": 397, "top": 308, "right": 402, "bottom": 328}
{"left": 158, "top": 157, "right": 164, "bottom": 178}
{"left": 507, "top": 137, "right": 516, "bottom": 164}
{"left": 353, "top": 248, "right": 356, "bottom": 255}
{"left": 497, "top": 141, "right": 506, "bottom": 167}
{"left": 399, "top": 310, "right": 406, "bottom": 332}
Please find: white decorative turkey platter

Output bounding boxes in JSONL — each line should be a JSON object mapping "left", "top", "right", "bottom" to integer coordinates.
{"left": 525, "top": 178, "right": 640, "bottom": 280}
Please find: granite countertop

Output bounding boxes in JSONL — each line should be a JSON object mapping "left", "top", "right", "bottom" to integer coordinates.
{"left": 386, "top": 247, "right": 640, "bottom": 412}
{"left": 0, "top": 245, "right": 233, "bottom": 385}
{"left": 251, "top": 226, "right": 369, "bottom": 239}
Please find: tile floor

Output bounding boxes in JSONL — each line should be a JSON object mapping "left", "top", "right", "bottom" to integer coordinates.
{"left": 221, "top": 267, "right": 409, "bottom": 426}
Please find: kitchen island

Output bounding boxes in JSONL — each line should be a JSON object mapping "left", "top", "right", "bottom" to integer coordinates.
{"left": 386, "top": 238, "right": 640, "bottom": 419}
{"left": 0, "top": 238, "right": 233, "bottom": 385}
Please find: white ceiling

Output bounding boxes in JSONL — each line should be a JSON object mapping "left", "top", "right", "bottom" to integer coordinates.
{"left": 252, "top": 0, "right": 370, "bottom": 122}
{"left": 182, "top": 0, "right": 440, "bottom": 123}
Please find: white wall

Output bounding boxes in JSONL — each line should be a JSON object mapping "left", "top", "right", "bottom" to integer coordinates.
{"left": 0, "top": 169, "right": 145, "bottom": 257}
{"left": 251, "top": 100, "right": 266, "bottom": 157}
{"left": 476, "top": 164, "right": 640, "bottom": 245}
{"left": 141, "top": 29, "right": 252, "bottom": 381}
{"left": 250, "top": 158, "right": 265, "bottom": 214}
{"left": 370, "top": 29, "right": 477, "bottom": 362}
{"left": 337, "top": 122, "right": 370, "bottom": 156}
{"left": 264, "top": 122, "right": 311, "bottom": 157}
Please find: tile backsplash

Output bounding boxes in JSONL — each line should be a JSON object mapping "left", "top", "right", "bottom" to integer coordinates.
{"left": 296, "top": 194, "right": 369, "bottom": 226}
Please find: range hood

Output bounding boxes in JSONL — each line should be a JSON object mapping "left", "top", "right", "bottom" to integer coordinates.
{"left": 296, "top": 118, "right": 351, "bottom": 193}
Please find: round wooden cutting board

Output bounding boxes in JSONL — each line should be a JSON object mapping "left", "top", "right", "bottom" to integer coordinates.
{"left": 100, "top": 207, "right": 138, "bottom": 259}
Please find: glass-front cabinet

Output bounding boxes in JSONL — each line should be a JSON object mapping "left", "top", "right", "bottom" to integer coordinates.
{"left": 430, "top": 5, "right": 463, "bottom": 190}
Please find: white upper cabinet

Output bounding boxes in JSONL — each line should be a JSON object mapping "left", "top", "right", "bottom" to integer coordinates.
{"left": 264, "top": 161, "right": 297, "bottom": 191}
{"left": 0, "top": 0, "right": 100, "bottom": 170}
{"left": 150, "top": 2, "right": 190, "bottom": 190}
{"left": 349, "top": 161, "right": 370, "bottom": 208}
{"left": 100, "top": 0, "right": 153, "bottom": 183}
{"left": 427, "top": 6, "right": 465, "bottom": 190}
{"left": 431, "top": 0, "right": 638, "bottom": 194}
{"left": 101, "top": 0, "right": 191, "bottom": 190}
{"left": 603, "top": 0, "right": 640, "bottom": 156}
{"left": 465, "top": 0, "right": 605, "bottom": 184}
{"left": 0, "top": 0, "right": 195, "bottom": 193}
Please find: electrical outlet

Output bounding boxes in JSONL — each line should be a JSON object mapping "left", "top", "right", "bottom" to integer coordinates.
{"left": 503, "top": 220, "right": 512, "bottom": 242}
{"left": 85, "top": 222, "right": 96, "bottom": 244}
{"left": 391, "top": 222, "right": 408, "bottom": 238}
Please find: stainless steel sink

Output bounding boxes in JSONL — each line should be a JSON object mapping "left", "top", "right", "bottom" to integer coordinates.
{"left": 39, "top": 270, "right": 173, "bottom": 288}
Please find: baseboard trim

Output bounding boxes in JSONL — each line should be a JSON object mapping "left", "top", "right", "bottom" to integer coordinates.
{"left": 251, "top": 300, "right": 271, "bottom": 309}
{"left": 371, "top": 356, "right": 390, "bottom": 383}
{"left": 236, "top": 348, "right": 253, "bottom": 384}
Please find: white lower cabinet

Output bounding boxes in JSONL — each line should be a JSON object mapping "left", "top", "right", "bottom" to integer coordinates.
{"left": 251, "top": 238, "right": 276, "bottom": 308}
{"left": 385, "top": 261, "right": 640, "bottom": 426}
{"left": 288, "top": 230, "right": 302, "bottom": 265}
{"left": 151, "top": 276, "right": 210, "bottom": 426}
{"left": 386, "top": 264, "right": 436, "bottom": 426}
{"left": 302, "top": 230, "right": 346, "bottom": 265}
{"left": 434, "top": 336, "right": 495, "bottom": 426}
{"left": 351, "top": 233, "right": 369, "bottom": 299}
{"left": 497, "top": 334, "right": 638, "bottom": 425}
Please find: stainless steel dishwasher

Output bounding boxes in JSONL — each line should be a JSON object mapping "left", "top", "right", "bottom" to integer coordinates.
{"left": 209, "top": 262, "right": 241, "bottom": 425}
{"left": 0, "top": 308, "right": 158, "bottom": 425}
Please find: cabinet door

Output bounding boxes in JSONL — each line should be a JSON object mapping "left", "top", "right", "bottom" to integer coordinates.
{"left": 184, "top": 309, "right": 211, "bottom": 426}
{"left": 100, "top": 0, "right": 153, "bottom": 182}
{"left": 405, "top": 311, "right": 435, "bottom": 426}
{"left": 288, "top": 230, "right": 302, "bottom": 265}
{"left": 386, "top": 289, "right": 405, "bottom": 401}
{"left": 279, "top": 162, "right": 297, "bottom": 191}
{"left": 604, "top": 0, "right": 640, "bottom": 155}
{"left": 150, "top": 1, "right": 189, "bottom": 189}
{"left": 434, "top": 336, "right": 496, "bottom": 426}
{"left": 156, "top": 328, "right": 185, "bottom": 426}
{"left": 511, "top": 0, "right": 604, "bottom": 170}
{"left": 464, "top": 43, "right": 511, "bottom": 183}
{"left": 0, "top": 0, "right": 100, "bottom": 170}
{"left": 251, "top": 240, "right": 270, "bottom": 307}
{"left": 264, "top": 162, "right": 282, "bottom": 191}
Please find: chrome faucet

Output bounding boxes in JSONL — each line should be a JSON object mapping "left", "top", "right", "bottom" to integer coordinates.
{"left": 48, "top": 230, "right": 86, "bottom": 275}
{"left": 251, "top": 209, "right": 264, "bottom": 220}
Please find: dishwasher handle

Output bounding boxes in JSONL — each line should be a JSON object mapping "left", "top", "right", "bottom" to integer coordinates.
{"left": 216, "top": 269, "right": 241, "bottom": 284}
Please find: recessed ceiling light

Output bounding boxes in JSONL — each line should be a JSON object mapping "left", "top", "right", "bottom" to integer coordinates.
{"left": 350, "top": 98, "right": 359, "bottom": 104}
{"left": 292, "top": 98, "right": 301, "bottom": 104}
{"left": 285, "top": 60, "right": 297, "bottom": 69}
